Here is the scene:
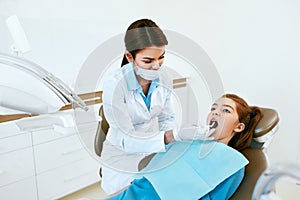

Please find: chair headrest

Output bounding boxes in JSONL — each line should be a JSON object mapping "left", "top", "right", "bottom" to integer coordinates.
{"left": 253, "top": 107, "right": 279, "bottom": 138}
{"left": 250, "top": 107, "right": 279, "bottom": 150}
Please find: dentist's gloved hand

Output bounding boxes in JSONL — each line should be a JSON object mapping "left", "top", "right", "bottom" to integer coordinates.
{"left": 177, "top": 124, "right": 216, "bottom": 141}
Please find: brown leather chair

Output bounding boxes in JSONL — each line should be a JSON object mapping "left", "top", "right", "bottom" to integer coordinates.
{"left": 94, "top": 105, "right": 109, "bottom": 157}
{"left": 94, "top": 107, "right": 280, "bottom": 199}
{"left": 94, "top": 105, "right": 109, "bottom": 177}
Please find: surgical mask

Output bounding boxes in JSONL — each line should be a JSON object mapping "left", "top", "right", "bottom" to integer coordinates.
{"left": 135, "top": 65, "right": 160, "bottom": 80}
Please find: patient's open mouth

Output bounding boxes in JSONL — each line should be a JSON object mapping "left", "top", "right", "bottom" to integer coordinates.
{"left": 209, "top": 121, "right": 218, "bottom": 129}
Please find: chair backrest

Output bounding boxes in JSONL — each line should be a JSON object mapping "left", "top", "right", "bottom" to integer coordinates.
{"left": 94, "top": 105, "right": 109, "bottom": 157}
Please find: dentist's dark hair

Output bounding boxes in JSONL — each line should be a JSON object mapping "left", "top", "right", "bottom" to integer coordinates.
{"left": 223, "top": 94, "right": 263, "bottom": 151}
{"left": 121, "top": 19, "right": 168, "bottom": 67}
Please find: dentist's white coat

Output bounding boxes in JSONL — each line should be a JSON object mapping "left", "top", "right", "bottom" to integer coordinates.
{"left": 100, "top": 63, "right": 177, "bottom": 194}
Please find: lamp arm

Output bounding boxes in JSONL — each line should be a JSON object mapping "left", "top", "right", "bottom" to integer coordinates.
{"left": 0, "top": 53, "right": 87, "bottom": 111}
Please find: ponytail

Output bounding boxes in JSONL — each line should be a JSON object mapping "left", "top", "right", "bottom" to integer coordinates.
{"left": 229, "top": 106, "right": 263, "bottom": 151}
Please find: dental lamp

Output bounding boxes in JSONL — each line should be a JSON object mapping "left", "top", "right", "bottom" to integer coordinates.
{"left": 0, "top": 53, "right": 88, "bottom": 113}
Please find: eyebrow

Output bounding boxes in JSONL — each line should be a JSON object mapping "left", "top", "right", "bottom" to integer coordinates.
{"left": 142, "top": 51, "right": 165, "bottom": 60}
{"left": 212, "top": 103, "right": 235, "bottom": 110}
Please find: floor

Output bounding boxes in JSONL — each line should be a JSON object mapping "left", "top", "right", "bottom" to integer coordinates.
{"left": 59, "top": 182, "right": 108, "bottom": 200}
{"left": 59, "top": 181, "right": 300, "bottom": 200}
{"left": 276, "top": 181, "right": 300, "bottom": 200}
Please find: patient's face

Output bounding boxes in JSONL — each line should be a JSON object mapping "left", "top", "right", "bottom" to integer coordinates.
{"left": 207, "top": 97, "right": 242, "bottom": 145}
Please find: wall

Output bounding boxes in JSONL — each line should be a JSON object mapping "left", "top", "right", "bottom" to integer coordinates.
{"left": 0, "top": 0, "right": 300, "bottom": 171}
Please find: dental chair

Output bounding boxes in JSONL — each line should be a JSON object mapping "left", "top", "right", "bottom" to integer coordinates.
{"left": 94, "top": 105, "right": 109, "bottom": 158}
{"left": 94, "top": 106, "right": 279, "bottom": 200}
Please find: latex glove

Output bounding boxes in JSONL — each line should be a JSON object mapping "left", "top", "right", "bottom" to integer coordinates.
{"left": 177, "top": 124, "right": 216, "bottom": 141}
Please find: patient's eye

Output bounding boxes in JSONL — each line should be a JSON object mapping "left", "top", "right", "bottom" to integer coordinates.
{"left": 223, "top": 108, "right": 231, "bottom": 113}
{"left": 210, "top": 107, "right": 216, "bottom": 111}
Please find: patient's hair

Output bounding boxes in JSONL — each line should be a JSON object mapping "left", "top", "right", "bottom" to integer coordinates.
{"left": 121, "top": 18, "right": 168, "bottom": 67}
{"left": 224, "top": 94, "right": 263, "bottom": 151}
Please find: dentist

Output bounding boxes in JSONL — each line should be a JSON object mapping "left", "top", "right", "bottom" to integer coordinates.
{"left": 100, "top": 19, "right": 178, "bottom": 194}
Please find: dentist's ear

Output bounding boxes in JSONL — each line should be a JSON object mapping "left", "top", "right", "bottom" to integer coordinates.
{"left": 125, "top": 50, "right": 134, "bottom": 62}
{"left": 234, "top": 123, "right": 245, "bottom": 133}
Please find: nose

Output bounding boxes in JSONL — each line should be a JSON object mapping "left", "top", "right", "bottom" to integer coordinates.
{"left": 152, "top": 60, "right": 160, "bottom": 70}
{"left": 212, "top": 109, "right": 220, "bottom": 116}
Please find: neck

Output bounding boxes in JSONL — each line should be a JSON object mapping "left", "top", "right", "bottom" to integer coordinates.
{"left": 217, "top": 138, "right": 231, "bottom": 145}
{"left": 217, "top": 134, "right": 234, "bottom": 145}
{"left": 137, "top": 75, "right": 151, "bottom": 95}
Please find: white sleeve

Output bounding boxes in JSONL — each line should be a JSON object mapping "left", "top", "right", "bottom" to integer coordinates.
{"left": 157, "top": 86, "right": 179, "bottom": 141}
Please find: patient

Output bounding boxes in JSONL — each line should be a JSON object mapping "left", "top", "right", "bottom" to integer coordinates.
{"left": 106, "top": 94, "right": 263, "bottom": 200}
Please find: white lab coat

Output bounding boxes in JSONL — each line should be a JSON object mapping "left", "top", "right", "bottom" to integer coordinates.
{"left": 100, "top": 62, "right": 177, "bottom": 194}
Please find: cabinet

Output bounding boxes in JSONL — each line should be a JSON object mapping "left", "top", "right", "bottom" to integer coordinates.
{"left": 0, "top": 110, "right": 100, "bottom": 200}
{"left": 0, "top": 121, "right": 37, "bottom": 200}
{"left": 0, "top": 178, "right": 37, "bottom": 200}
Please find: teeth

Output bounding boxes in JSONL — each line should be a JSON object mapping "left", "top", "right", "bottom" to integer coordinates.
{"left": 210, "top": 121, "right": 215, "bottom": 127}
{"left": 209, "top": 121, "right": 218, "bottom": 129}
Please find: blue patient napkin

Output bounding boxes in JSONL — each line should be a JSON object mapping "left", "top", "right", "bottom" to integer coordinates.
{"left": 135, "top": 140, "right": 249, "bottom": 200}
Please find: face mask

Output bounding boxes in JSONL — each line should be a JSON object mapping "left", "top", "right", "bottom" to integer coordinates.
{"left": 135, "top": 65, "right": 160, "bottom": 80}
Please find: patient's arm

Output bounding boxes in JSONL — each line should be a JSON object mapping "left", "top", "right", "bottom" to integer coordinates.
{"left": 106, "top": 177, "right": 161, "bottom": 200}
{"left": 201, "top": 168, "right": 245, "bottom": 200}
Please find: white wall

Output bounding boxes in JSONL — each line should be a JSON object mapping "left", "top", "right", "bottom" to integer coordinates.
{"left": 1, "top": 0, "right": 300, "bottom": 167}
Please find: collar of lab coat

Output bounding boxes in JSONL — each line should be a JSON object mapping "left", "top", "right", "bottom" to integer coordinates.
{"left": 124, "top": 62, "right": 160, "bottom": 91}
